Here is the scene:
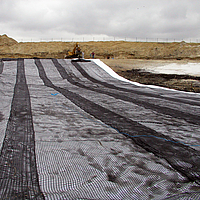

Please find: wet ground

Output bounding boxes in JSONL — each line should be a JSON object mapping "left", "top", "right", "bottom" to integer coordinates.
{"left": 0, "top": 59, "right": 200, "bottom": 199}
{"left": 102, "top": 58, "right": 200, "bottom": 93}
{"left": 118, "top": 69, "right": 200, "bottom": 93}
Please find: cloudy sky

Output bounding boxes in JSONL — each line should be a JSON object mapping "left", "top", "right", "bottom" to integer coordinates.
{"left": 0, "top": 0, "right": 200, "bottom": 42}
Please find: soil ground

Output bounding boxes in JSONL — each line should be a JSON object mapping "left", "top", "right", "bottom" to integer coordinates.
{"left": 102, "top": 59, "right": 200, "bottom": 93}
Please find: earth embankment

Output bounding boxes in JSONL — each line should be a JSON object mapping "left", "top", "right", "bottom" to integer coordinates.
{"left": 1, "top": 34, "right": 200, "bottom": 60}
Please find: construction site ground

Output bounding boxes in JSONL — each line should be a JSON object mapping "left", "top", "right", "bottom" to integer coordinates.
{"left": 1, "top": 35, "right": 200, "bottom": 199}
{"left": 0, "top": 58, "right": 200, "bottom": 199}
{"left": 1, "top": 34, "right": 200, "bottom": 93}
{"left": 102, "top": 59, "right": 200, "bottom": 93}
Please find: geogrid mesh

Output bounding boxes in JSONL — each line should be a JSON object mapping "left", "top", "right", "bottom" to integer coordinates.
{"left": 0, "top": 58, "right": 200, "bottom": 199}
{"left": 0, "top": 59, "right": 44, "bottom": 199}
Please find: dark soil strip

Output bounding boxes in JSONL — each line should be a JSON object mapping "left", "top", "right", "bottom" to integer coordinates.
{"left": 71, "top": 60, "right": 200, "bottom": 107}
{"left": 0, "top": 59, "right": 4, "bottom": 74}
{"left": 36, "top": 58, "right": 200, "bottom": 184}
{"left": 52, "top": 59, "right": 200, "bottom": 125}
{"left": 124, "top": 69, "right": 200, "bottom": 81}
{"left": 0, "top": 59, "right": 44, "bottom": 199}
{"left": 1, "top": 58, "right": 18, "bottom": 61}
{"left": 119, "top": 69, "right": 200, "bottom": 93}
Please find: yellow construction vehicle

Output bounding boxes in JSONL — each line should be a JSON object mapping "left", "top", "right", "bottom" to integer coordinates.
{"left": 65, "top": 43, "right": 82, "bottom": 59}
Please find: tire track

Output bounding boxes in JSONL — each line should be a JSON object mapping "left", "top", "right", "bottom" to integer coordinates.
{"left": 0, "top": 59, "right": 44, "bottom": 199}
{"left": 52, "top": 59, "right": 200, "bottom": 125}
{"left": 36, "top": 58, "right": 200, "bottom": 184}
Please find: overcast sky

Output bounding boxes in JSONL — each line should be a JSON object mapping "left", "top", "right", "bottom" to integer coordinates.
{"left": 1, "top": 0, "right": 200, "bottom": 42}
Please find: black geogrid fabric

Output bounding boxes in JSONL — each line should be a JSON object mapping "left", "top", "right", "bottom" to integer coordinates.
{"left": 36, "top": 141, "right": 153, "bottom": 199}
{"left": 165, "top": 191, "right": 200, "bottom": 199}
{"left": 0, "top": 59, "right": 3, "bottom": 74}
{"left": 0, "top": 59, "right": 44, "bottom": 199}
{"left": 0, "top": 58, "right": 200, "bottom": 199}
{"left": 34, "top": 59, "right": 200, "bottom": 196}
{"left": 71, "top": 60, "right": 199, "bottom": 125}
{"left": 50, "top": 59, "right": 200, "bottom": 183}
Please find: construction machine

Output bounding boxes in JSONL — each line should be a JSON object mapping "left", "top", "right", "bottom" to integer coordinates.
{"left": 65, "top": 43, "right": 82, "bottom": 59}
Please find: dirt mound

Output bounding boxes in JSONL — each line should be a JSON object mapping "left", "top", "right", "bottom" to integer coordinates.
{"left": 0, "top": 34, "right": 18, "bottom": 46}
